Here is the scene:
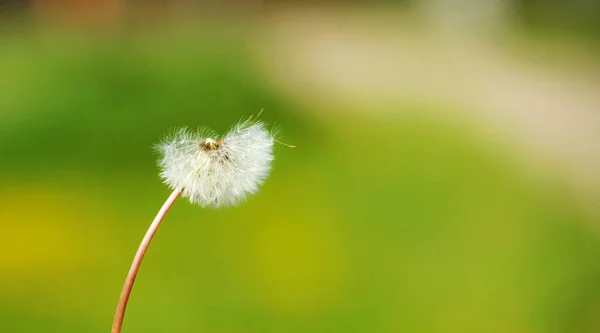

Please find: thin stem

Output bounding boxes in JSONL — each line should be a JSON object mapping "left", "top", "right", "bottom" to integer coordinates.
{"left": 111, "top": 187, "right": 184, "bottom": 333}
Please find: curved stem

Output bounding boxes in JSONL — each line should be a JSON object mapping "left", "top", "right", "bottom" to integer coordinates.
{"left": 111, "top": 187, "right": 184, "bottom": 333}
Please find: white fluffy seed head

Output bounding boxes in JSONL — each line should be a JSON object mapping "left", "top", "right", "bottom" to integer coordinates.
{"left": 156, "top": 119, "right": 275, "bottom": 208}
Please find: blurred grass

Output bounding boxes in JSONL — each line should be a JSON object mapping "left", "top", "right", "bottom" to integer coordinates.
{"left": 1, "top": 23, "right": 600, "bottom": 333}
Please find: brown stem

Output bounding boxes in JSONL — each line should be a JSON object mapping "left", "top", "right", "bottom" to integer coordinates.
{"left": 111, "top": 187, "right": 184, "bottom": 333}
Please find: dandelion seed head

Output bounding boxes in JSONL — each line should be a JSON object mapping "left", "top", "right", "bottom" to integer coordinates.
{"left": 156, "top": 119, "right": 275, "bottom": 208}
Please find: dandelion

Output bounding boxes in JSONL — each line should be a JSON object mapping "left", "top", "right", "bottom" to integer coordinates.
{"left": 111, "top": 110, "right": 294, "bottom": 333}
{"left": 157, "top": 119, "right": 275, "bottom": 207}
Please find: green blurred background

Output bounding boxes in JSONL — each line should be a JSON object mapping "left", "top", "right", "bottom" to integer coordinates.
{"left": 1, "top": 1, "right": 600, "bottom": 332}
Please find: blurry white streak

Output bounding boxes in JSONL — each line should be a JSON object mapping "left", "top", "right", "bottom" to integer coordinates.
{"left": 250, "top": 7, "right": 600, "bottom": 218}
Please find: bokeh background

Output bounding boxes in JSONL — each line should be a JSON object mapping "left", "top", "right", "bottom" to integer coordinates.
{"left": 1, "top": 1, "right": 600, "bottom": 332}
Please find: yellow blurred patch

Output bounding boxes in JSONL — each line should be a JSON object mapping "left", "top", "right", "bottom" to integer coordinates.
{"left": 0, "top": 184, "right": 120, "bottom": 305}
{"left": 251, "top": 220, "right": 349, "bottom": 316}
{"left": 223, "top": 182, "right": 350, "bottom": 317}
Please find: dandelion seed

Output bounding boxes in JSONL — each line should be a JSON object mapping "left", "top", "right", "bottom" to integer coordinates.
{"left": 156, "top": 118, "right": 276, "bottom": 208}
{"left": 111, "top": 112, "right": 294, "bottom": 333}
